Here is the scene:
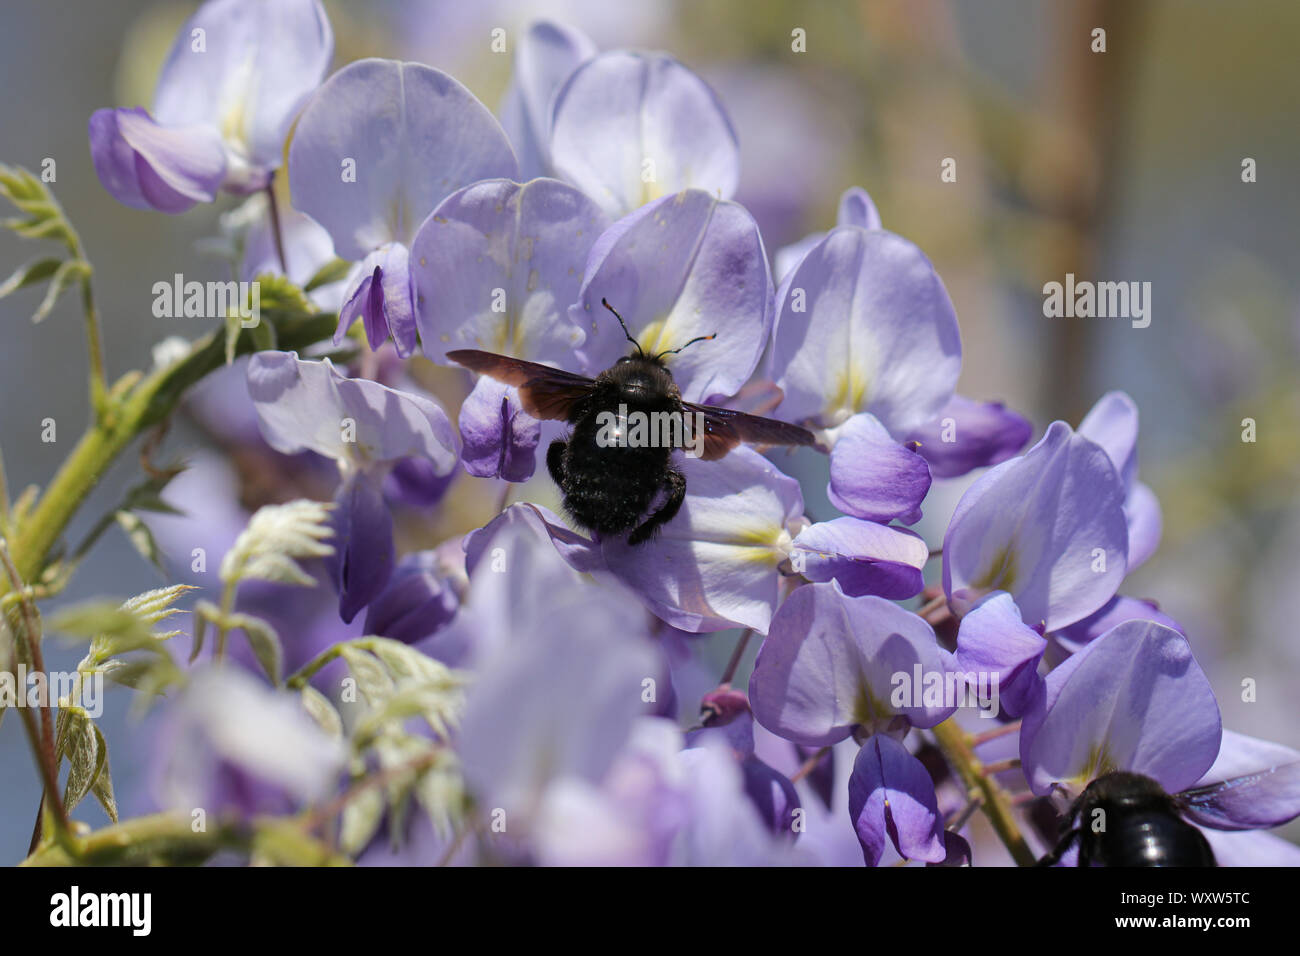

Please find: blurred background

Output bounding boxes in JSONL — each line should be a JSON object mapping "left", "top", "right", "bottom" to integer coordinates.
{"left": 1, "top": 0, "right": 1297, "bottom": 862}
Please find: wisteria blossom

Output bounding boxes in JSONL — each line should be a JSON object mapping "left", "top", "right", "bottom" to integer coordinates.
{"left": 90, "top": 0, "right": 332, "bottom": 211}
{"left": 246, "top": 351, "right": 459, "bottom": 621}
{"left": 8, "top": 3, "right": 1298, "bottom": 883}
{"left": 943, "top": 421, "right": 1129, "bottom": 629}
{"left": 289, "top": 58, "right": 519, "bottom": 355}
{"left": 549, "top": 51, "right": 739, "bottom": 219}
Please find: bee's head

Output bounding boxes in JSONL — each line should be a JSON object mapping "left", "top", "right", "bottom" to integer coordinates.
{"left": 601, "top": 298, "right": 716, "bottom": 365}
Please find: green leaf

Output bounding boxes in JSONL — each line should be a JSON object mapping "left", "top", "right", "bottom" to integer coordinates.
{"left": 0, "top": 256, "right": 61, "bottom": 298}
{"left": 30, "top": 258, "right": 90, "bottom": 323}
{"left": 339, "top": 646, "right": 394, "bottom": 708}
{"left": 352, "top": 679, "right": 463, "bottom": 746}
{"left": 114, "top": 510, "right": 168, "bottom": 574}
{"left": 250, "top": 315, "right": 276, "bottom": 351}
{"left": 365, "top": 637, "right": 460, "bottom": 685}
{"left": 229, "top": 612, "right": 283, "bottom": 685}
{"left": 253, "top": 272, "right": 313, "bottom": 324}
{"left": 0, "top": 163, "right": 81, "bottom": 254}
{"left": 119, "top": 470, "right": 185, "bottom": 515}
{"left": 220, "top": 499, "right": 334, "bottom": 588}
{"left": 414, "top": 750, "right": 464, "bottom": 838}
{"left": 61, "top": 708, "right": 105, "bottom": 812}
{"left": 100, "top": 658, "right": 156, "bottom": 690}
{"left": 300, "top": 685, "right": 344, "bottom": 738}
{"left": 304, "top": 258, "right": 351, "bottom": 292}
{"left": 90, "top": 731, "right": 119, "bottom": 823}
{"left": 51, "top": 602, "right": 153, "bottom": 650}
{"left": 339, "top": 783, "right": 385, "bottom": 856}
{"left": 224, "top": 312, "right": 241, "bottom": 366}
{"left": 119, "top": 583, "right": 194, "bottom": 638}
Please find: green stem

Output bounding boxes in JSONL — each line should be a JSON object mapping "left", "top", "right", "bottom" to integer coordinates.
{"left": 1, "top": 311, "right": 337, "bottom": 593}
{"left": 19, "top": 812, "right": 350, "bottom": 867}
{"left": 0, "top": 441, "right": 11, "bottom": 536}
{"left": 286, "top": 643, "right": 348, "bottom": 690}
{"left": 214, "top": 578, "right": 237, "bottom": 661}
{"left": 931, "top": 718, "right": 1037, "bottom": 866}
{"left": 81, "top": 276, "right": 108, "bottom": 419}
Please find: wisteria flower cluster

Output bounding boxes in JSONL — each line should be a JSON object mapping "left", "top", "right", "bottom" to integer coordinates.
{"left": 1, "top": 0, "right": 1296, "bottom": 869}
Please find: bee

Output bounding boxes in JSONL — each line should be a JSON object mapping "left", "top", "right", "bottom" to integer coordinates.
{"left": 1037, "top": 771, "right": 1217, "bottom": 867}
{"left": 448, "top": 299, "right": 815, "bottom": 544}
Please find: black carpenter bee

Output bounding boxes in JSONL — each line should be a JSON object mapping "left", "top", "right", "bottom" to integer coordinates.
{"left": 1037, "top": 771, "right": 1217, "bottom": 867}
{"left": 448, "top": 299, "right": 815, "bottom": 544}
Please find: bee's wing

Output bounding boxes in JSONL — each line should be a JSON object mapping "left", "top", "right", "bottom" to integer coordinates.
{"left": 1176, "top": 762, "right": 1300, "bottom": 831}
{"left": 446, "top": 349, "right": 595, "bottom": 421}
{"left": 681, "top": 401, "right": 817, "bottom": 461}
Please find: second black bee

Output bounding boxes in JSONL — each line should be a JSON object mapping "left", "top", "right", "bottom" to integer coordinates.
{"left": 1037, "top": 771, "right": 1217, "bottom": 867}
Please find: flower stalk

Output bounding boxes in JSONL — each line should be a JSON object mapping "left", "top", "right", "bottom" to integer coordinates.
{"left": 931, "top": 718, "right": 1037, "bottom": 866}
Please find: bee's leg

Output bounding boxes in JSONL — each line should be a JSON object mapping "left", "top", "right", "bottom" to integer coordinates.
{"left": 1035, "top": 829, "right": 1079, "bottom": 868}
{"left": 628, "top": 467, "right": 686, "bottom": 545}
{"left": 546, "top": 439, "right": 568, "bottom": 486}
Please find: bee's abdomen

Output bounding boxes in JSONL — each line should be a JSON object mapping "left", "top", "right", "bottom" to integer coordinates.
{"left": 1095, "top": 814, "right": 1217, "bottom": 867}
{"left": 560, "top": 433, "right": 671, "bottom": 535}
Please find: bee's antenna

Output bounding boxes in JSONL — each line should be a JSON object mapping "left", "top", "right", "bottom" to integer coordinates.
{"left": 655, "top": 333, "right": 717, "bottom": 359}
{"left": 601, "top": 298, "right": 643, "bottom": 357}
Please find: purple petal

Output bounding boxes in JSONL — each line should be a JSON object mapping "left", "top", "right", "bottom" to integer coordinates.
{"left": 1051, "top": 594, "right": 1183, "bottom": 656}
{"left": 247, "top": 351, "right": 459, "bottom": 470}
{"left": 241, "top": 199, "right": 339, "bottom": 295}
{"left": 362, "top": 549, "right": 459, "bottom": 644}
{"left": 289, "top": 58, "right": 518, "bottom": 259}
{"left": 455, "top": 529, "right": 658, "bottom": 810}
{"left": 1020, "top": 620, "right": 1222, "bottom": 796}
{"left": 1078, "top": 390, "right": 1139, "bottom": 487}
{"left": 771, "top": 226, "right": 962, "bottom": 434}
{"left": 741, "top": 754, "right": 801, "bottom": 837}
{"left": 929, "top": 830, "right": 973, "bottom": 867}
{"left": 942, "top": 421, "right": 1129, "bottom": 630}
{"left": 413, "top": 178, "right": 605, "bottom": 366}
{"left": 458, "top": 377, "right": 542, "bottom": 482}
{"left": 336, "top": 262, "right": 392, "bottom": 351}
{"left": 1125, "top": 480, "right": 1162, "bottom": 570}
{"left": 1178, "top": 730, "right": 1300, "bottom": 831}
{"left": 151, "top": 0, "right": 333, "bottom": 174}
{"left": 905, "top": 395, "right": 1033, "bottom": 479}
{"left": 791, "top": 516, "right": 928, "bottom": 600}
{"left": 1199, "top": 828, "right": 1300, "bottom": 866}
{"left": 954, "top": 591, "right": 1046, "bottom": 718}
{"left": 499, "top": 21, "right": 596, "bottom": 179}
{"left": 837, "top": 187, "right": 882, "bottom": 231}
{"left": 1078, "top": 391, "right": 1162, "bottom": 568}
{"left": 377, "top": 244, "right": 418, "bottom": 356}
{"left": 383, "top": 455, "right": 457, "bottom": 509}
{"left": 748, "top": 581, "right": 956, "bottom": 747}
{"left": 152, "top": 667, "right": 344, "bottom": 815}
{"left": 848, "top": 734, "right": 946, "bottom": 866}
{"left": 463, "top": 502, "right": 604, "bottom": 577}
{"left": 325, "top": 470, "right": 395, "bottom": 624}
{"left": 89, "top": 108, "right": 225, "bottom": 213}
{"left": 571, "top": 190, "right": 773, "bottom": 400}
{"left": 826, "top": 412, "right": 932, "bottom": 524}
{"left": 550, "top": 51, "right": 738, "bottom": 218}
{"left": 601, "top": 447, "right": 803, "bottom": 633}
{"left": 774, "top": 186, "right": 883, "bottom": 283}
